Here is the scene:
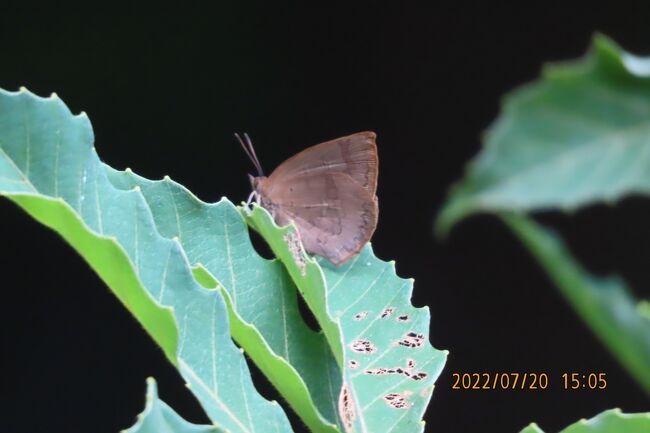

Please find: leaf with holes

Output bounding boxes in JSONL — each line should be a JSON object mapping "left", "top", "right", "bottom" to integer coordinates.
{"left": 436, "top": 34, "right": 650, "bottom": 393}
{"left": 124, "top": 378, "right": 222, "bottom": 433}
{"left": 244, "top": 205, "right": 448, "bottom": 433}
{"left": 0, "top": 88, "right": 294, "bottom": 433}
{"left": 519, "top": 409, "right": 650, "bottom": 433}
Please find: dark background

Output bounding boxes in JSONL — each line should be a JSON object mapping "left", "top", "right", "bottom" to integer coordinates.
{"left": 1, "top": 3, "right": 649, "bottom": 432}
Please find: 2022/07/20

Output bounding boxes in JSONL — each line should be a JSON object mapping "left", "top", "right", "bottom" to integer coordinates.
{"left": 450, "top": 372, "right": 607, "bottom": 390}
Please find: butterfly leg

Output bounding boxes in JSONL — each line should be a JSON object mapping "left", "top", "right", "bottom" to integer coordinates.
{"left": 246, "top": 191, "right": 256, "bottom": 213}
{"left": 245, "top": 191, "right": 263, "bottom": 211}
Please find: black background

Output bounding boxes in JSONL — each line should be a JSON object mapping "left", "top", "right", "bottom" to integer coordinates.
{"left": 1, "top": 3, "right": 649, "bottom": 433}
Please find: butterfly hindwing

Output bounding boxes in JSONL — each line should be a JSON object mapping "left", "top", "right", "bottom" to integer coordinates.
{"left": 262, "top": 172, "right": 378, "bottom": 265}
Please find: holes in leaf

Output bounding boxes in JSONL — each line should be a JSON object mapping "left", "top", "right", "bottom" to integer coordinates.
{"left": 349, "top": 339, "right": 376, "bottom": 354}
{"left": 383, "top": 391, "right": 413, "bottom": 409}
{"left": 397, "top": 332, "right": 425, "bottom": 348}
{"left": 364, "top": 359, "right": 428, "bottom": 381}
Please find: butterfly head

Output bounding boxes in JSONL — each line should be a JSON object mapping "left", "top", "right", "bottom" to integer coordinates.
{"left": 248, "top": 173, "right": 267, "bottom": 192}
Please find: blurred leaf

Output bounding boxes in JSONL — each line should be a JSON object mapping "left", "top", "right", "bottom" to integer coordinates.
{"left": 245, "top": 206, "right": 448, "bottom": 433}
{"left": 0, "top": 88, "right": 294, "bottom": 432}
{"left": 519, "top": 409, "right": 650, "bottom": 433}
{"left": 504, "top": 214, "right": 650, "bottom": 393}
{"left": 123, "top": 378, "right": 221, "bottom": 433}
{"left": 437, "top": 35, "right": 650, "bottom": 393}
{"left": 437, "top": 34, "right": 650, "bottom": 234}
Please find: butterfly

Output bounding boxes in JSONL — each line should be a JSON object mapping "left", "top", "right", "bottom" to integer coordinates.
{"left": 237, "top": 131, "right": 379, "bottom": 265}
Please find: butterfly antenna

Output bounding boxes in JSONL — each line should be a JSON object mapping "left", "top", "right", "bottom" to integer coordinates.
{"left": 243, "top": 133, "right": 264, "bottom": 176}
{"left": 235, "top": 133, "right": 260, "bottom": 174}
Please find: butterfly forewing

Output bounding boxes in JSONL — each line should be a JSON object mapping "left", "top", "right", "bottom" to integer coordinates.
{"left": 266, "top": 131, "right": 378, "bottom": 196}
{"left": 263, "top": 172, "right": 378, "bottom": 265}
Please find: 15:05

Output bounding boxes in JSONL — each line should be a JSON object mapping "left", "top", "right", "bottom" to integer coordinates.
{"left": 562, "top": 373, "right": 607, "bottom": 389}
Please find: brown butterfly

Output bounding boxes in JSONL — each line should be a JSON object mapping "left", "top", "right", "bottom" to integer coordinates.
{"left": 237, "top": 131, "right": 379, "bottom": 265}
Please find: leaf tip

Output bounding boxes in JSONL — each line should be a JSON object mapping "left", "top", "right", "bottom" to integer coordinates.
{"left": 125, "top": 167, "right": 133, "bottom": 173}
{"left": 18, "top": 86, "right": 27, "bottom": 93}
{"left": 50, "top": 92, "right": 58, "bottom": 100}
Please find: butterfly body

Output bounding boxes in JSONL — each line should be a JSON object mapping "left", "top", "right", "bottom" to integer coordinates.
{"left": 242, "top": 132, "right": 379, "bottom": 265}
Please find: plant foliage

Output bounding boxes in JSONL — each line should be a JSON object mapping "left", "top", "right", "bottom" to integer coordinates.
{"left": 0, "top": 87, "right": 446, "bottom": 433}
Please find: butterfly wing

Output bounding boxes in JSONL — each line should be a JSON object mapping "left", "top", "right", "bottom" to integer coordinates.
{"left": 267, "top": 131, "right": 378, "bottom": 196}
{"left": 262, "top": 172, "right": 378, "bottom": 265}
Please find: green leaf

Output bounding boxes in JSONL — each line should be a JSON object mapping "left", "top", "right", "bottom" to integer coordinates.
{"left": 123, "top": 378, "right": 221, "bottom": 433}
{"left": 437, "top": 34, "right": 650, "bottom": 234}
{"left": 519, "top": 409, "right": 650, "bottom": 433}
{"left": 436, "top": 35, "right": 650, "bottom": 394}
{"left": 503, "top": 214, "right": 650, "bottom": 393}
{"left": 105, "top": 167, "right": 341, "bottom": 433}
{"left": 244, "top": 205, "right": 448, "bottom": 433}
{"left": 0, "top": 88, "right": 293, "bottom": 432}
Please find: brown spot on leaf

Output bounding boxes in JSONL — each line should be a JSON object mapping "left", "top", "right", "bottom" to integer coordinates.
{"left": 283, "top": 231, "right": 307, "bottom": 276}
{"left": 339, "top": 381, "right": 355, "bottom": 432}
{"left": 354, "top": 311, "right": 369, "bottom": 321}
